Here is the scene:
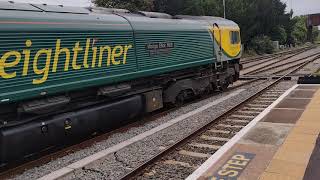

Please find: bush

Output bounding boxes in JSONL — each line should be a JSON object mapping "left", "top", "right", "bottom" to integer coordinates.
{"left": 271, "top": 26, "right": 287, "bottom": 45}
{"left": 291, "top": 16, "right": 307, "bottom": 44}
{"left": 249, "top": 35, "right": 275, "bottom": 55}
{"left": 243, "top": 49, "right": 257, "bottom": 58}
{"left": 313, "top": 27, "right": 320, "bottom": 43}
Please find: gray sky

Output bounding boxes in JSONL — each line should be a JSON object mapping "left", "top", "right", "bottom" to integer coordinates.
{"left": 282, "top": 0, "right": 320, "bottom": 15}
{"left": 1, "top": 0, "right": 319, "bottom": 16}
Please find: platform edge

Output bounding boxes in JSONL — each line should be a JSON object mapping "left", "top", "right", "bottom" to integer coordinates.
{"left": 186, "top": 84, "right": 299, "bottom": 180}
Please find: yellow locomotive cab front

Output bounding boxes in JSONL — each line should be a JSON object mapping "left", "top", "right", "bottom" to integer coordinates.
{"left": 212, "top": 26, "right": 242, "bottom": 59}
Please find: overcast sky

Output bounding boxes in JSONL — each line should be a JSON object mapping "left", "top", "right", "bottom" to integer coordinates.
{"left": 282, "top": 0, "right": 320, "bottom": 15}
{"left": 0, "top": 0, "right": 319, "bottom": 16}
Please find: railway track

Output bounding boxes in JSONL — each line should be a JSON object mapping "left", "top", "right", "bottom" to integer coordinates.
{"left": 241, "top": 46, "right": 315, "bottom": 71}
{"left": 0, "top": 75, "right": 261, "bottom": 179}
{"left": 239, "top": 55, "right": 320, "bottom": 82}
{"left": 244, "top": 53, "right": 320, "bottom": 76}
{"left": 240, "top": 46, "right": 313, "bottom": 65}
{"left": 119, "top": 60, "right": 312, "bottom": 180}
{"left": 273, "top": 55, "right": 320, "bottom": 75}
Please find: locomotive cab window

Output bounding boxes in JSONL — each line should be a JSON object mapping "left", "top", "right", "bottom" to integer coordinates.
{"left": 230, "top": 31, "right": 240, "bottom": 44}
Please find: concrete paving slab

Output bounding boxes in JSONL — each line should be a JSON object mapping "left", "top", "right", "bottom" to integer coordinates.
{"left": 296, "top": 85, "right": 320, "bottom": 90}
{"left": 288, "top": 90, "right": 317, "bottom": 98}
{"left": 240, "top": 122, "right": 293, "bottom": 146}
{"left": 276, "top": 98, "right": 311, "bottom": 109}
{"left": 265, "top": 159, "right": 307, "bottom": 178}
{"left": 262, "top": 108, "right": 304, "bottom": 124}
{"left": 259, "top": 172, "right": 302, "bottom": 180}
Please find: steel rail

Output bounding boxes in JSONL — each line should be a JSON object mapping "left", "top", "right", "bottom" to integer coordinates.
{"left": 275, "top": 55, "right": 320, "bottom": 74}
{"left": 241, "top": 46, "right": 313, "bottom": 64}
{"left": 242, "top": 51, "right": 319, "bottom": 75}
{"left": 248, "top": 53, "right": 320, "bottom": 75}
{"left": 242, "top": 47, "right": 314, "bottom": 69}
{"left": 239, "top": 55, "right": 320, "bottom": 81}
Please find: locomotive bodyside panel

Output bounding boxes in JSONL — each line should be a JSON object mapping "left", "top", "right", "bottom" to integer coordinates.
{"left": 0, "top": 11, "right": 218, "bottom": 104}
{"left": 0, "top": 11, "right": 137, "bottom": 103}
{"left": 125, "top": 16, "right": 216, "bottom": 74}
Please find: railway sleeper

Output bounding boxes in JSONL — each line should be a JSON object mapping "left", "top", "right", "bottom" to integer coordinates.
{"left": 163, "top": 160, "right": 198, "bottom": 169}
{"left": 242, "top": 107, "right": 265, "bottom": 112}
{"left": 208, "top": 129, "right": 231, "bottom": 134}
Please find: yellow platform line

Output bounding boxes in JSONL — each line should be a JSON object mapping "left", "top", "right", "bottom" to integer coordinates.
{"left": 260, "top": 88, "right": 320, "bottom": 180}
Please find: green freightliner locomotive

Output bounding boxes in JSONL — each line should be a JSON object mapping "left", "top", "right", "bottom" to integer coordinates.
{"left": 0, "top": 2, "right": 242, "bottom": 165}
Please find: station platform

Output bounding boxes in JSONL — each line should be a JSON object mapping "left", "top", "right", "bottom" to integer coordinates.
{"left": 187, "top": 84, "right": 320, "bottom": 180}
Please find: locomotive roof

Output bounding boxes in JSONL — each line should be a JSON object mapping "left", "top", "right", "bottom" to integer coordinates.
{"left": 0, "top": 1, "right": 239, "bottom": 32}
{"left": 0, "top": 1, "right": 90, "bottom": 14}
{"left": 175, "top": 15, "right": 239, "bottom": 28}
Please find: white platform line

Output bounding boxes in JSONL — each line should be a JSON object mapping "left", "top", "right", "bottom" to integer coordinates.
{"left": 273, "top": 107, "right": 305, "bottom": 111}
{"left": 186, "top": 84, "right": 298, "bottom": 180}
{"left": 38, "top": 89, "right": 245, "bottom": 180}
{"left": 296, "top": 84, "right": 320, "bottom": 86}
{"left": 294, "top": 89, "right": 318, "bottom": 92}
{"left": 286, "top": 97, "right": 312, "bottom": 100}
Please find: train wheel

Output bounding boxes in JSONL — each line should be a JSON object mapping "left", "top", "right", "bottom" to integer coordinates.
{"left": 219, "top": 80, "right": 230, "bottom": 91}
{"left": 234, "top": 71, "right": 240, "bottom": 82}
{"left": 175, "top": 90, "right": 194, "bottom": 107}
{"left": 175, "top": 91, "right": 186, "bottom": 107}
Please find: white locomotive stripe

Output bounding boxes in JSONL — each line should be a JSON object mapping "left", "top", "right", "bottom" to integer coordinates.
{"left": 186, "top": 84, "right": 298, "bottom": 180}
{"left": 37, "top": 89, "right": 245, "bottom": 180}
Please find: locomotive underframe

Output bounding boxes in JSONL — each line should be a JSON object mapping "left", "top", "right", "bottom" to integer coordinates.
{"left": 0, "top": 59, "right": 240, "bottom": 166}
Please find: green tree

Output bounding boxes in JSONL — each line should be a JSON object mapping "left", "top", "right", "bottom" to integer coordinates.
{"left": 93, "top": 0, "right": 152, "bottom": 11}
{"left": 183, "top": 0, "right": 205, "bottom": 16}
{"left": 283, "top": 10, "right": 296, "bottom": 45}
{"left": 270, "top": 26, "right": 287, "bottom": 44}
{"left": 250, "top": 35, "right": 275, "bottom": 54}
{"left": 153, "top": 0, "right": 222, "bottom": 16}
{"left": 182, "top": 0, "right": 222, "bottom": 16}
{"left": 291, "top": 16, "right": 308, "bottom": 44}
{"left": 153, "top": 0, "right": 168, "bottom": 12}
{"left": 313, "top": 27, "right": 320, "bottom": 42}
{"left": 221, "top": 0, "right": 290, "bottom": 47}
{"left": 161, "top": 0, "right": 185, "bottom": 15}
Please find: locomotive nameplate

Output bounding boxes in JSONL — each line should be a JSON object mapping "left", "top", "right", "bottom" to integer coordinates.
{"left": 146, "top": 42, "right": 174, "bottom": 57}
